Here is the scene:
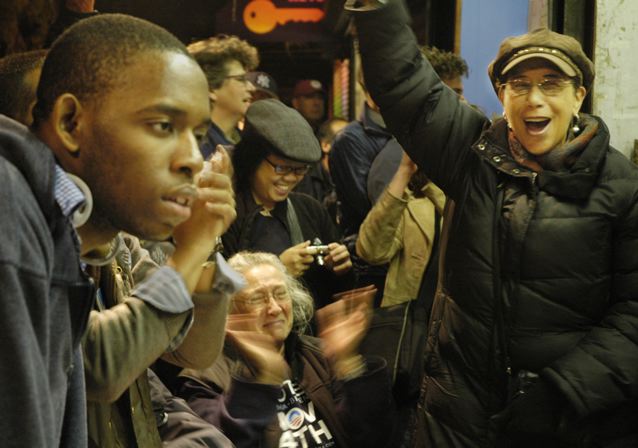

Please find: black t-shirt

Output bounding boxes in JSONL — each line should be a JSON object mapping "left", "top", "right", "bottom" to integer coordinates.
{"left": 275, "top": 379, "right": 336, "bottom": 448}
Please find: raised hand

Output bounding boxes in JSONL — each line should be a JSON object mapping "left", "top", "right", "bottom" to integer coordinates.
{"left": 168, "top": 146, "right": 236, "bottom": 292}
{"left": 225, "top": 313, "right": 290, "bottom": 385}
{"left": 172, "top": 145, "right": 236, "bottom": 254}
{"left": 279, "top": 240, "right": 314, "bottom": 277}
{"left": 315, "top": 288, "right": 374, "bottom": 377}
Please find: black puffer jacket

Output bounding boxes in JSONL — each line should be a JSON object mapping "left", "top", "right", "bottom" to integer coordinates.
{"left": 354, "top": 2, "right": 638, "bottom": 447}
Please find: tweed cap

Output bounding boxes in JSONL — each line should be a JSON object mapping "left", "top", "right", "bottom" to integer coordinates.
{"left": 488, "top": 27, "right": 595, "bottom": 92}
{"left": 243, "top": 99, "right": 321, "bottom": 163}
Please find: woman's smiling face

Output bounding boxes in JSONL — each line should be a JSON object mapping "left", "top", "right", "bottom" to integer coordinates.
{"left": 250, "top": 154, "right": 308, "bottom": 210}
{"left": 499, "top": 59, "right": 586, "bottom": 156}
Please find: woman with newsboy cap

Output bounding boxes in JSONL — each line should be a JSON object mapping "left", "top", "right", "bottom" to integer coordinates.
{"left": 349, "top": 1, "right": 638, "bottom": 447}
{"left": 222, "top": 99, "right": 354, "bottom": 308}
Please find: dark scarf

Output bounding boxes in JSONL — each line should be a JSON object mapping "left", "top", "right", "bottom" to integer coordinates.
{"left": 508, "top": 114, "right": 599, "bottom": 172}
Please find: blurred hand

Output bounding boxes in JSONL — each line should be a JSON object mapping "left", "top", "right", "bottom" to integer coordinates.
{"left": 225, "top": 314, "right": 290, "bottom": 385}
{"left": 172, "top": 146, "right": 236, "bottom": 253}
{"left": 324, "top": 242, "right": 352, "bottom": 275}
{"left": 315, "top": 291, "right": 373, "bottom": 365}
{"left": 279, "top": 241, "right": 314, "bottom": 277}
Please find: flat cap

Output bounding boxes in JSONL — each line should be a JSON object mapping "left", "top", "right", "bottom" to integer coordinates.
{"left": 243, "top": 99, "right": 321, "bottom": 163}
{"left": 488, "top": 27, "right": 595, "bottom": 92}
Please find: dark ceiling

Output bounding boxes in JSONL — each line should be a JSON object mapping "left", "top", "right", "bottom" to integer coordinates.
{"left": 93, "top": 0, "right": 456, "bottom": 102}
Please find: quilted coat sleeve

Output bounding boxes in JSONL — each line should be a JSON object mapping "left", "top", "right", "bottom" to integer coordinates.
{"left": 352, "top": 0, "right": 489, "bottom": 201}
{"left": 543, "top": 177, "right": 638, "bottom": 418}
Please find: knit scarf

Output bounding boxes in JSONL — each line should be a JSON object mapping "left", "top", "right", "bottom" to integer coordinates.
{"left": 507, "top": 114, "right": 599, "bottom": 172}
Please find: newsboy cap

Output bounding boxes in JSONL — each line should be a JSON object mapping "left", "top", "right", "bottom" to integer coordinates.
{"left": 243, "top": 99, "right": 321, "bottom": 163}
{"left": 488, "top": 27, "right": 595, "bottom": 93}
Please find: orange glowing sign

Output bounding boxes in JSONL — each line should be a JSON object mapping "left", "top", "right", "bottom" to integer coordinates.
{"left": 243, "top": 0, "right": 325, "bottom": 35}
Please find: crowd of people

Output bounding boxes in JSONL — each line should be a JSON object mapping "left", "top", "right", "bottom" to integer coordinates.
{"left": 0, "top": 0, "right": 636, "bottom": 447}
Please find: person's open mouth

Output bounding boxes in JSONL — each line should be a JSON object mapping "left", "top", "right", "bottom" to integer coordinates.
{"left": 524, "top": 117, "right": 551, "bottom": 135}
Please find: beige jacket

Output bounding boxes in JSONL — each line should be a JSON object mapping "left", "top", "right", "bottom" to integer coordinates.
{"left": 357, "top": 183, "right": 445, "bottom": 307}
{"left": 84, "top": 234, "right": 229, "bottom": 448}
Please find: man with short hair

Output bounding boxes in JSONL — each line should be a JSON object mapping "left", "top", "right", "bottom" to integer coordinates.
{"left": 0, "top": 13, "right": 236, "bottom": 447}
{"left": 291, "top": 79, "right": 326, "bottom": 133}
{"left": 421, "top": 45, "right": 468, "bottom": 99}
{"left": 0, "top": 49, "right": 47, "bottom": 125}
{"left": 187, "top": 35, "right": 259, "bottom": 159}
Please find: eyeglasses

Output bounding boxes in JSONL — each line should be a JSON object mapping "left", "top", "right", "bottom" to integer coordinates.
{"left": 264, "top": 158, "right": 310, "bottom": 176}
{"left": 504, "top": 77, "right": 573, "bottom": 97}
{"left": 235, "top": 287, "right": 291, "bottom": 310}
{"left": 225, "top": 73, "right": 250, "bottom": 84}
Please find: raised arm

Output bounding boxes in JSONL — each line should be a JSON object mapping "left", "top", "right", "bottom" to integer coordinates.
{"left": 350, "top": 0, "right": 488, "bottom": 199}
{"left": 84, "top": 149, "right": 239, "bottom": 402}
{"left": 357, "top": 151, "right": 415, "bottom": 264}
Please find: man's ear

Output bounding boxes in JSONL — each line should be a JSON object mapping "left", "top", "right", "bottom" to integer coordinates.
{"left": 291, "top": 97, "right": 300, "bottom": 109}
{"left": 50, "top": 93, "right": 85, "bottom": 157}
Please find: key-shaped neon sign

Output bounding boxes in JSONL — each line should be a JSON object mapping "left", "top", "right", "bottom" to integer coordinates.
{"left": 243, "top": 0, "right": 325, "bottom": 35}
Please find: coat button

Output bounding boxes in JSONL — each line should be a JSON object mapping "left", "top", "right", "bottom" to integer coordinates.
{"left": 477, "top": 143, "right": 486, "bottom": 150}
{"left": 512, "top": 168, "right": 521, "bottom": 174}
{"left": 492, "top": 155, "right": 502, "bottom": 163}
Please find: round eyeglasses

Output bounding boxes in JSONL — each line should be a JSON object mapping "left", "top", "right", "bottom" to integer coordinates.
{"left": 234, "top": 287, "right": 291, "bottom": 311}
{"left": 504, "top": 77, "right": 574, "bottom": 97}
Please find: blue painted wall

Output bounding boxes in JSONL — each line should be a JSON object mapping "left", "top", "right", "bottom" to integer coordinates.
{"left": 460, "top": 0, "right": 529, "bottom": 119}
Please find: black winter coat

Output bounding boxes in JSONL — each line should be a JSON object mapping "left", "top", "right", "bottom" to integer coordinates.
{"left": 354, "top": 2, "right": 638, "bottom": 447}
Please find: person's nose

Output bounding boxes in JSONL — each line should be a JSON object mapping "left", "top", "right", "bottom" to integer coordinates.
{"left": 526, "top": 83, "right": 545, "bottom": 106}
{"left": 246, "top": 81, "right": 256, "bottom": 93}
{"left": 282, "top": 170, "right": 301, "bottom": 182}
{"left": 172, "top": 131, "right": 204, "bottom": 179}
{"left": 265, "top": 296, "right": 283, "bottom": 315}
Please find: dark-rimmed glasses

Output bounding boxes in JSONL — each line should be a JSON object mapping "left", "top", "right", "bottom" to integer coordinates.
{"left": 264, "top": 158, "right": 310, "bottom": 176}
{"left": 504, "top": 77, "right": 574, "bottom": 97}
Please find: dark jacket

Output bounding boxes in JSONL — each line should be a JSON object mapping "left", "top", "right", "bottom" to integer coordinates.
{"left": 329, "top": 104, "right": 399, "bottom": 236}
{"left": 222, "top": 190, "right": 352, "bottom": 307}
{"left": 177, "top": 334, "right": 394, "bottom": 448}
{"left": 200, "top": 121, "right": 237, "bottom": 160}
{"left": 0, "top": 116, "right": 94, "bottom": 447}
{"left": 354, "top": 2, "right": 638, "bottom": 447}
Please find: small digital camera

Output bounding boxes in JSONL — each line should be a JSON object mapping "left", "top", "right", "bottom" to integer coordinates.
{"left": 307, "top": 238, "right": 330, "bottom": 266}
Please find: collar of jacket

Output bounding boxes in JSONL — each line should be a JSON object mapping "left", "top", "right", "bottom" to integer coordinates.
{"left": 236, "top": 188, "right": 290, "bottom": 225}
{"left": 472, "top": 114, "right": 608, "bottom": 201}
{"left": 0, "top": 116, "right": 57, "bottom": 224}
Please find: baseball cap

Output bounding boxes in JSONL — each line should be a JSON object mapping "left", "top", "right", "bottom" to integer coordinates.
{"left": 246, "top": 71, "right": 279, "bottom": 99}
{"left": 292, "top": 79, "right": 326, "bottom": 97}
